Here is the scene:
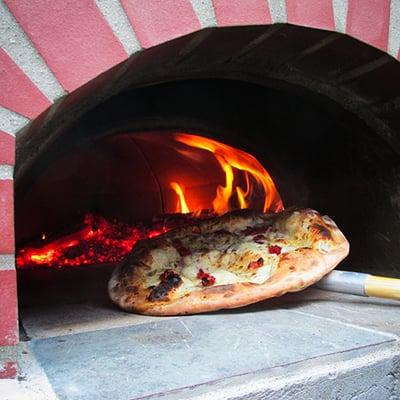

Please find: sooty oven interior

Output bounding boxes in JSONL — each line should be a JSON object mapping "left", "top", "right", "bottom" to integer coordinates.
{"left": 15, "top": 24, "right": 400, "bottom": 310}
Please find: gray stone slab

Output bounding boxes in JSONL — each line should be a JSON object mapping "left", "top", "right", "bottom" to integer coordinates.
{"left": 21, "top": 303, "right": 176, "bottom": 340}
{"left": 29, "top": 309, "right": 395, "bottom": 400}
{"left": 277, "top": 288, "right": 400, "bottom": 336}
{"left": 20, "top": 288, "right": 400, "bottom": 340}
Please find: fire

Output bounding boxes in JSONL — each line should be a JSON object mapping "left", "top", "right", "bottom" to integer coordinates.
{"left": 17, "top": 214, "right": 170, "bottom": 269}
{"left": 170, "top": 182, "right": 190, "bottom": 213}
{"left": 172, "top": 133, "right": 283, "bottom": 214}
{"left": 236, "top": 172, "right": 251, "bottom": 209}
{"left": 17, "top": 132, "right": 283, "bottom": 269}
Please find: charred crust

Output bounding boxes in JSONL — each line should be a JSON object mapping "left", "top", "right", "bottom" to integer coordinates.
{"left": 126, "top": 285, "right": 139, "bottom": 294}
{"left": 312, "top": 223, "right": 332, "bottom": 239}
{"left": 148, "top": 270, "right": 182, "bottom": 302}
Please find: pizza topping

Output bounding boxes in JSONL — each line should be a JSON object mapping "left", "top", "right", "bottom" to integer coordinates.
{"left": 148, "top": 269, "right": 182, "bottom": 301}
{"left": 268, "top": 245, "right": 282, "bottom": 255}
{"left": 197, "top": 268, "right": 216, "bottom": 286}
{"left": 214, "top": 229, "right": 231, "bottom": 235}
{"left": 242, "top": 225, "right": 270, "bottom": 236}
{"left": 248, "top": 257, "right": 264, "bottom": 269}
{"left": 253, "top": 234, "right": 266, "bottom": 244}
{"left": 191, "top": 226, "right": 201, "bottom": 234}
{"left": 160, "top": 269, "right": 179, "bottom": 281}
{"left": 311, "top": 223, "right": 332, "bottom": 239}
{"left": 171, "top": 239, "right": 191, "bottom": 257}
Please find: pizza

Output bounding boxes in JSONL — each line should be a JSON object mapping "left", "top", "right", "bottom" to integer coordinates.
{"left": 108, "top": 208, "right": 349, "bottom": 315}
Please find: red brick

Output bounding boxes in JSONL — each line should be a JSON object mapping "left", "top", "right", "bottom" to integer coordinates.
{"left": 213, "top": 0, "right": 272, "bottom": 26}
{"left": 346, "top": 0, "right": 390, "bottom": 52}
{"left": 0, "top": 131, "right": 15, "bottom": 166}
{"left": 121, "top": 0, "right": 201, "bottom": 48}
{"left": 0, "top": 361, "right": 17, "bottom": 379}
{"left": 0, "top": 180, "right": 14, "bottom": 254}
{"left": 5, "top": 0, "right": 128, "bottom": 92}
{"left": 286, "top": 0, "right": 335, "bottom": 31}
{"left": 0, "top": 48, "right": 51, "bottom": 119}
{"left": 0, "top": 270, "right": 18, "bottom": 346}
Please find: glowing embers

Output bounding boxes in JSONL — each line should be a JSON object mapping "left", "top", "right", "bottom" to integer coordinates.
{"left": 17, "top": 214, "right": 168, "bottom": 269}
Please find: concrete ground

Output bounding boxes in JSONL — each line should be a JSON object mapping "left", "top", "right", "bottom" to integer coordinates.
{"left": 1, "top": 288, "right": 400, "bottom": 400}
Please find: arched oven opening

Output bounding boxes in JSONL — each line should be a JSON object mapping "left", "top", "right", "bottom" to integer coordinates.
{"left": 15, "top": 25, "right": 400, "bottom": 311}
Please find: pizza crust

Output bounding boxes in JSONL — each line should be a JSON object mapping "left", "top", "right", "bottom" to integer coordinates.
{"left": 108, "top": 208, "right": 349, "bottom": 315}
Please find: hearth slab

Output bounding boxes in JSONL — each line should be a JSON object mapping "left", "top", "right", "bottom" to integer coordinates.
{"left": 28, "top": 306, "right": 396, "bottom": 400}
{"left": 21, "top": 287, "right": 400, "bottom": 340}
{"left": 20, "top": 302, "right": 174, "bottom": 340}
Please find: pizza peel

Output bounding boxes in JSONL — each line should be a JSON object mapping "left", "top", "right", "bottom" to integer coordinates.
{"left": 314, "top": 270, "right": 400, "bottom": 300}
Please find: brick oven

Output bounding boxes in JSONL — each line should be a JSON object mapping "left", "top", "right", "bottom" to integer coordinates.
{"left": 1, "top": 0, "right": 400, "bottom": 396}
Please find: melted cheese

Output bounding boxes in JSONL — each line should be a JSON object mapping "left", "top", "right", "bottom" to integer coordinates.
{"left": 181, "top": 264, "right": 200, "bottom": 281}
{"left": 144, "top": 215, "right": 315, "bottom": 295}
{"left": 210, "top": 270, "right": 241, "bottom": 284}
{"left": 248, "top": 263, "right": 276, "bottom": 284}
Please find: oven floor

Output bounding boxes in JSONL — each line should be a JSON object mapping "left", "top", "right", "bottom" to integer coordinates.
{"left": 5, "top": 289, "right": 400, "bottom": 400}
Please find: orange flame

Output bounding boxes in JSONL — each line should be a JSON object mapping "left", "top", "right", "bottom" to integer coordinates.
{"left": 236, "top": 171, "right": 250, "bottom": 209}
{"left": 170, "top": 182, "right": 190, "bottom": 213}
{"left": 173, "top": 133, "right": 283, "bottom": 214}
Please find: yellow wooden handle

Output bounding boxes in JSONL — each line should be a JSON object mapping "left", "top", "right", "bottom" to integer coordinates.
{"left": 365, "top": 275, "right": 400, "bottom": 300}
